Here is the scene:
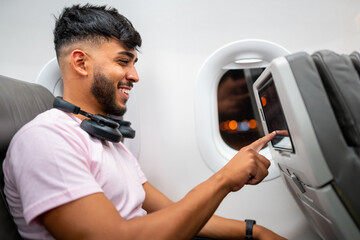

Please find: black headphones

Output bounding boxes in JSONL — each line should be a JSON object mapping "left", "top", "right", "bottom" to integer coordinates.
{"left": 53, "top": 97, "right": 135, "bottom": 142}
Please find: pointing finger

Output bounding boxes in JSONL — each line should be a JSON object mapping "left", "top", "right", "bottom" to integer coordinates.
{"left": 248, "top": 131, "right": 276, "bottom": 152}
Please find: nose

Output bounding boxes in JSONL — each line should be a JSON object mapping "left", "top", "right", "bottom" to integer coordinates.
{"left": 126, "top": 66, "right": 139, "bottom": 83}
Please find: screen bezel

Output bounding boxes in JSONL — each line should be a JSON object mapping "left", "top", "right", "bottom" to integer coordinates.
{"left": 257, "top": 74, "right": 295, "bottom": 153}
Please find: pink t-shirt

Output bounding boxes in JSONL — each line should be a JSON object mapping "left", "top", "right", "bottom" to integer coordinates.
{"left": 3, "top": 108, "right": 147, "bottom": 239}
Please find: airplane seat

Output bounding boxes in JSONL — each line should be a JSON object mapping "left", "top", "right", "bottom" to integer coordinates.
{"left": 312, "top": 50, "right": 360, "bottom": 150}
{"left": 311, "top": 50, "right": 360, "bottom": 222}
{"left": 349, "top": 51, "right": 360, "bottom": 77}
{"left": 293, "top": 50, "right": 360, "bottom": 239}
{"left": 253, "top": 50, "right": 360, "bottom": 239}
{"left": 0, "top": 75, "right": 54, "bottom": 240}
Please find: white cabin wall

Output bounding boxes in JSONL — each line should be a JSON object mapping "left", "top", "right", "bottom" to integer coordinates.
{"left": 1, "top": 0, "right": 359, "bottom": 239}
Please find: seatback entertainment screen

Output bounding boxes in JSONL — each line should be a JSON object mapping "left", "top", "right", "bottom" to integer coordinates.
{"left": 258, "top": 75, "right": 295, "bottom": 152}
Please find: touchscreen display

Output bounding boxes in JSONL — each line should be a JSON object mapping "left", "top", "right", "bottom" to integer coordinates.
{"left": 258, "top": 75, "right": 294, "bottom": 152}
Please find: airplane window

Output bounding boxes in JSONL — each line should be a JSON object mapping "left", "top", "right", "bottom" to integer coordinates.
{"left": 195, "top": 39, "right": 289, "bottom": 175}
{"left": 217, "top": 68, "right": 265, "bottom": 150}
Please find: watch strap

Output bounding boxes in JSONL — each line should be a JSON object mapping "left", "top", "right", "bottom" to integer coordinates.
{"left": 245, "top": 219, "right": 256, "bottom": 240}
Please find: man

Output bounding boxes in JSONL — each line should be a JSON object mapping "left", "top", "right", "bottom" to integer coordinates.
{"left": 3, "top": 4, "right": 286, "bottom": 239}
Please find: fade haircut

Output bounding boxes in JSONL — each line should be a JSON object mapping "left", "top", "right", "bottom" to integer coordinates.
{"left": 54, "top": 4, "right": 142, "bottom": 59}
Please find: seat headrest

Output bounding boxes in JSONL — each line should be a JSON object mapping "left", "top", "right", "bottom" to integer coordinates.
{"left": 350, "top": 51, "right": 360, "bottom": 77}
{"left": 0, "top": 75, "right": 54, "bottom": 160}
{"left": 312, "top": 50, "right": 360, "bottom": 148}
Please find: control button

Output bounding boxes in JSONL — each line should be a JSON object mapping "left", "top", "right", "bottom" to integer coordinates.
{"left": 291, "top": 174, "right": 306, "bottom": 193}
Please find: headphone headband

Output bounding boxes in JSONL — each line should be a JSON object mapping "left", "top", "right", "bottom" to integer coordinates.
{"left": 53, "top": 97, "right": 135, "bottom": 142}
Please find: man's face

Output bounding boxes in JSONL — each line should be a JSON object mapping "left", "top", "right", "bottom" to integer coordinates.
{"left": 91, "top": 70, "right": 130, "bottom": 116}
{"left": 90, "top": 38, "right": 139, "bottom": 116}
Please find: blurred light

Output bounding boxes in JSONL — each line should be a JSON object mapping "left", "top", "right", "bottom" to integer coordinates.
{"left": 228, "top": 120, "right": 237, "bottom": 130}
{"left": 219, "top": 121, "right": 227, "bottom": 131}
{"left": 220, "top": 119, "right": 258, "bottom": 133}
{"left": 261, "top": 97, "right": 267, "bottom": 107}
{"left": 249, "top": 119, "right": 257, "bottom": 129}
{"left": 225, "top": 120, "right": 230, "bottom": 130}
{"left": 239, "top": 120, "right": 250, "bottom": 131}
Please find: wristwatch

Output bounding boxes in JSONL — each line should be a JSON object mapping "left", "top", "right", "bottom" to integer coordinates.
{"left": 245, "top": 219, "right": 256, "bottom": 240}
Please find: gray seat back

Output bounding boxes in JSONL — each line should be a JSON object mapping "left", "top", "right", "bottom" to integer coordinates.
{"left": 311, "top": 50, "right": 360, "bottom": 227}
{"left": 350, "top": 51, "right": 360, "bottom": 77}
{"left": 0, "top": 75, "right": 54, "bottom": 239}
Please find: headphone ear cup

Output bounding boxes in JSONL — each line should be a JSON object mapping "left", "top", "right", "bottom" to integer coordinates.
{"left": 116, "top": 120, "right": 136, "bottom": 139}
{"left": 80, "top": 119, "right": 122, "bottom": 143}
{"left": 119, "top": 125, "right": 136, "bottom": 139}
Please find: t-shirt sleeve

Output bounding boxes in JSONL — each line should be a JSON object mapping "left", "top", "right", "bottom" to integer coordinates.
{"left": 133, "top": 156, "right": 147, "bottom": 185}
{"left": 6, "top": 123, "right": 103, "bottom": 225}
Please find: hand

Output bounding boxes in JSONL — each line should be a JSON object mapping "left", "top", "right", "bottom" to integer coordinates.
{"left": 218, "top": 132, "right": 276, "bottom": 192}
{"left": 254, "top": 224, "right": 288, "bottom": 240}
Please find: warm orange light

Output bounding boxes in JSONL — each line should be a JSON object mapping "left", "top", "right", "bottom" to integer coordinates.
{"left": 225, "top": 120, "right": 230, "bottom": 130}
{"left": 261, "top": 97, "right": 267, "bottom": 107}
{"left": 220, "top": 121, "right": 230, "bottom": 130}
{"left": 249, "top": 119, "right": 257, "bottom": 129}
{"left": 219, "top": 122, "right": 226, "bottom": 131}
{"left": 228, "top": 120, "right": 238, "bottom": 130}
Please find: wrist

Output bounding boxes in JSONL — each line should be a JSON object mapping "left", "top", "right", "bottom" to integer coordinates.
{"left": 211, "top": 171, "right": 234, "bottom": 194}
{"left": 216, "top": 166, "right": 246, "bottom": 192}
{"left": 245, "top": 219, "right": 257, "bottom": 240}
{"left": 252, "top": 224, "right": 265, "bottom": 240}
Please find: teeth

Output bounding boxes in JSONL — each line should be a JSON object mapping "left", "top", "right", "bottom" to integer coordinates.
{"left": 120, "top": 88, "right": 130, "bottom": 94}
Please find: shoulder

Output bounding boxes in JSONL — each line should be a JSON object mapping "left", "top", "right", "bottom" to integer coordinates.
{"left": 4, "top": 108, "right": 93, "bottom": 181}
{"left": 6, "top": 108, "right": 90, "bottom": 164}
{"left": 23, "top": 108, "right": 80, "bottom": 131}
{"left": 11, "top": 108, "right": 84, "bottom": 144}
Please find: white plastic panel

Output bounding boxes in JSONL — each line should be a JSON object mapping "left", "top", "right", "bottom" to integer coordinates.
{"left": 36, "top": 58, "right": 141, "bottom": 159}
{"left": 252, "top": 58, "right": 333, "bottom": 187}
{"left": 195, "top": 39, "right": 290, "bottom": 181}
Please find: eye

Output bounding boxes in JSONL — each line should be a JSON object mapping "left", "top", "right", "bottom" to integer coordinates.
{"left": 117, "top": 59, "right": 129, "bottom": 65}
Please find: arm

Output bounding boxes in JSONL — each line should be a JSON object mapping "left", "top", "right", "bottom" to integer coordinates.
{"left": 142, "top": 183, "right": 286, "bottom": 240}
{"left": 40, "top": 132, "right": 278, "bottom": 240}
{"left": 40, "top": 172, "right": 229, "bottom": 240}
{"left": 198, "top": 215, "right": 286, "bottom": 240}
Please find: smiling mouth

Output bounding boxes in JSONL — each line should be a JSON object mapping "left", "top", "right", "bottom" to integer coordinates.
{"left": 117, "top": 82, "right": 133, "bottom": 100}
{"left": 119, "top": 88, "right": 130, "bottom": 94}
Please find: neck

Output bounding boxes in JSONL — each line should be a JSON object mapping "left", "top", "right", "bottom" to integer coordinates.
{"left": 62, "top": 90, "right": 106, "bottom": 120}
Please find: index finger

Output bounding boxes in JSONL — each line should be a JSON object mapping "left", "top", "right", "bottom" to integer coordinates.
{"left": 248, "top": 131, "right": 277, "bottom": 152}
{"left": 276, "top": 130, "right": 289, "bottom": 136}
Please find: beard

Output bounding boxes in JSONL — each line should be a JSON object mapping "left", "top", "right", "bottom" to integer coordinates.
{"left": 90, "top": 70, "right": 127, "bottom": 116}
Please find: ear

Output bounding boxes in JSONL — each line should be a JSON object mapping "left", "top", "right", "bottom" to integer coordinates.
{"left": 70, "top": 50, "right": 89, "bottom": 76}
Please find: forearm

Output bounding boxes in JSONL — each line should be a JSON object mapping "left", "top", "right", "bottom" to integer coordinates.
{"left": 122, "top": 173, "right": 231, "bottom": 240}
{"left": 197, "top": 215, "right": 246, "bottom": 239}
{"left": 198, "top": 215, "right": 285, "bottom": 240}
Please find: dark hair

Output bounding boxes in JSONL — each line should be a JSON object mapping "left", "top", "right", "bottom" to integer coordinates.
{"left": 54, "top": 4, "right": 142, "bottom": 58}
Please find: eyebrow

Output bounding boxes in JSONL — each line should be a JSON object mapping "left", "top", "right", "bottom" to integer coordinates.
{"left": 118, "top": 51, "right": 138, "bottom": 63}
